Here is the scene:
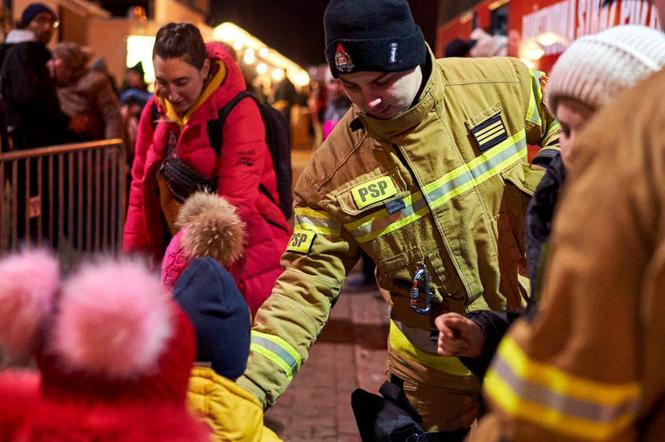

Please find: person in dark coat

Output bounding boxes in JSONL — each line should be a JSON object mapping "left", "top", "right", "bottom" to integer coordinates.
{"left": 272, "top": 71, "right": 298, "bottom": 127}
{"left": 0, "top": 3, "right": 84, "bottom": 149}
{"left": 444, "top": 38, "right": 477, "bottom": 58}
{"left": 0, "top": 4, "right": 88, "bottom": 247}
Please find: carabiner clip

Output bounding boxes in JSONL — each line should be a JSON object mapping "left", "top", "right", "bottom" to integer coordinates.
{"left": 409, "top": 263, "right": 432, "bottom": 315}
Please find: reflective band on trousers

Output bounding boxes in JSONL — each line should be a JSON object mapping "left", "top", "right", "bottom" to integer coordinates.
{"left": 345, "top": 129, "right": 528, "bottom": 243}
{"left": 250, "top": 331, "right": 302, "bottom": 380}
{"left": 388, "top": 320, "right": 473, "bottom": 377}
{"left": 485, "top": 335, "right": 641, "bottom": 440}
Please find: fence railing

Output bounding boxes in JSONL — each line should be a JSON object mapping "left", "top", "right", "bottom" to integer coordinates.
{"left": 0, "top": 139, "right": 127, "bottom": 265}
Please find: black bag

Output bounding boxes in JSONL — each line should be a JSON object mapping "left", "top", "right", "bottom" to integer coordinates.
{"left": 351, "top": 381, "right": 470, "bottom": 442}
{"left": 161, "top": 154, "right": 217, "bottom": 202}
{"left": 351, "top": 381, "right": 426, "bottom": 442}
{"left": 160, "top": 129, "right": 217, "bottom": 202}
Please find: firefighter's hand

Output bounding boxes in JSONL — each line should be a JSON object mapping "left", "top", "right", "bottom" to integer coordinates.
{"left": 435, "top": 313, "right": 484, "bottom": 358}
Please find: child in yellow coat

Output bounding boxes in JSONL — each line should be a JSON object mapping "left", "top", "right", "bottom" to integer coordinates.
{"left": 165, "top": 192, "right": 281, "bottom": 441}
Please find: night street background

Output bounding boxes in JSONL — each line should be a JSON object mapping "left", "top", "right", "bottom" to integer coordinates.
{"left": 209, "top": 0, "right": 440, "bottom": 66}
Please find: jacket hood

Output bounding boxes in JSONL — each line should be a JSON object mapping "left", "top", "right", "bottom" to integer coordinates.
{"left": 206, "top": 41, "right": 247, "bottom": 97}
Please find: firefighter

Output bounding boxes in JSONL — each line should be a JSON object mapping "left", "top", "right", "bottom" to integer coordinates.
{"left": 237, "top": 0, "right": 559, "bottom": 434}
{"left": 470, "top": 2, "right": 665, "bottom": 440}
{"left": 436, "top": 24, "right": 665, "bottom": 380}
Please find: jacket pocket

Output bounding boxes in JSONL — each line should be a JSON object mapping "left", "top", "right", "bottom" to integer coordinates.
{"left": 493, "top": 211, "right": 522, "bottom": 265}
{"left": 498, "top": 161, "right": 544, "bottom": 256}
{"left": 376, "top": 246, "right": 421, "bottom": 298}
{"left": 464, "top": 102, "right": 504, "bottom": 129}
{"left": 336, "top": 168, "right": 408, "bottom": 218}
{"left": 500, "top": 160, "right": 545, "bottom": 197}
{"left": 493, "top": 206, "right": 529, "bottom": 310}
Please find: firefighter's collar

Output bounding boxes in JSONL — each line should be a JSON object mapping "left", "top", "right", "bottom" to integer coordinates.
{"left": 357, "top": 47, "right": 439, "bottom": 142}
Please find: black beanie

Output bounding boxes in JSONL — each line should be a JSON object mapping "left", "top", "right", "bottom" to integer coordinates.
{"left": 19, "top": 3, "right": 56, "bottom": 29}
{"left": 324, "top": 0, "right": 426, "bottom": 78}
{"left": 173, "top": 257, "right": 250, "bottom": 380}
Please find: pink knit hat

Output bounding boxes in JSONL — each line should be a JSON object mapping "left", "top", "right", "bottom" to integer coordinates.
{"left": 0, "top": 250, "right": 209, "bottom": 441}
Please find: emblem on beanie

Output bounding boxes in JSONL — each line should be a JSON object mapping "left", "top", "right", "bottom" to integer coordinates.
{"left": 335, "top": 43, "right": 355, "bottom": 73}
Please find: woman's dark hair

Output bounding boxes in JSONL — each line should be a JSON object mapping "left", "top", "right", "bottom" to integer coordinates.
{"left": 153, "top": 22, "right": 207, "bottom": 69}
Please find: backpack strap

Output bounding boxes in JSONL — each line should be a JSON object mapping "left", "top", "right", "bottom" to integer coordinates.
{"left": 150, "top": 101, "right": 160, "bottom": 130}
{"left": 218, "top": 91, "right": 256, "bottom": 124}
{"left": 208, "top": 91, "right": 256, "bottom": 156}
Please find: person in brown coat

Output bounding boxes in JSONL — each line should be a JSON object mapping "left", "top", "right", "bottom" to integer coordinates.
{"left": 52, "top": 42, "right": 122, "bottom": 141}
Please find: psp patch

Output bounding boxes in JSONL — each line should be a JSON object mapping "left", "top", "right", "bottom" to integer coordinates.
{"left": 471, "top": 113, "right": 508, "bottom": 152}
{"left": 351, "top": 176, "right": 397, "bottom": 210}
{"left": 287, "top": 229, "right": 317, "bottom": 254}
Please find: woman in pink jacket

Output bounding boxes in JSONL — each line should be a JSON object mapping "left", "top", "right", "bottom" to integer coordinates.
{"left": 123, "top": 23, "right": 291, "bottom": 313}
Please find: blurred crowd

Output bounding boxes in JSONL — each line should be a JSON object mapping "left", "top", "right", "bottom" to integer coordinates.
{"left": 0, "top": 2, "right": 335, "bottom": 157}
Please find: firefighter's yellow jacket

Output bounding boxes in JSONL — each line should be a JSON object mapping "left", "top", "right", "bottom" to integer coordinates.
{"left": 238, "top": 50, "right": 560, "bottom": 408}
{"left": 476, "top": 67, "right": 665, "bottom": 441}
{"left": 187, "top": 366, "right": 281, "bottom": 441}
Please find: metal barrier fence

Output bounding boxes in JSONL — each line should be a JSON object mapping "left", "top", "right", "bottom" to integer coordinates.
{"left": 0, "top": 139, "right": 127, "bottom": 264}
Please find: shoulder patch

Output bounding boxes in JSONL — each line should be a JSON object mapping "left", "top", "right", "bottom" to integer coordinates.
{"left": 470, "top": 113, "right": 508, "bottom": 152}
{"left": 351, "top": 176, "right": 397, "bottom": 209}
{"left": 287, "top": 229, "right": 317, "bottom": 254}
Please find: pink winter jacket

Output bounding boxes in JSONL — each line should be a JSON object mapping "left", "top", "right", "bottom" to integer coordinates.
{"left": 123, "top": 42, "right": 291, "bottom": 313}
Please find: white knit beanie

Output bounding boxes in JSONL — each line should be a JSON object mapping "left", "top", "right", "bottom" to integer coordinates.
{"left": 546, "top": 25, "right": 665, "bottom": 112}
{"left": 469, "top": 28, "right": 508, "bottom": 58}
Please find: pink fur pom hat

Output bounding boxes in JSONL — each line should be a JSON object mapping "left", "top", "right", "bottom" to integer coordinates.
{"left": 161, "top": 192, "right": 246, "bottom": 290}
{"left": 0, "top": 251, "right": 210, "bottom": 441}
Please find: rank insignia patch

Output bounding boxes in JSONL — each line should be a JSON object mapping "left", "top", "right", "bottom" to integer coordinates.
{"left": 471, "top": 113, "right": 508, "bottom": 152}
{"left": 335, "top": 43, "right": 355, "bottom": 73}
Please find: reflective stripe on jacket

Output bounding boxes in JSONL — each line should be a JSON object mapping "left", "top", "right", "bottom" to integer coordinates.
{"left": 239, "top": 50, "right": 559, "bottom": 408}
